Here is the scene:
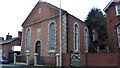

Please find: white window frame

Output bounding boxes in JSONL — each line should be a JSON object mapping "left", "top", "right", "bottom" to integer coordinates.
{"left": 117, "top": 25, "right": 120, "bottom": 48}
{"left": 115, "top": 5, "right": 120, "bottom": 16}
{"left": 48, "top": 21, "right": 56, "bottom": 53}
{"left": 73, "top": 23, "right": 80, "bottom": 52}
{"left": 25, "top": 28, "right": 31, "bottom": 53}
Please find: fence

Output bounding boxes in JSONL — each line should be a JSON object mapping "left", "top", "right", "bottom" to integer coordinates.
{"left": 81, "top": 53, "right": 120, "bottom": 66}
{"left": 71, "top": 53, "right": 80, "bottom": 67}
{"left": 62, "top": 53, "right": 80, "bottom": 67}
{"left": 16, "top": 55, "right": 26, "bottom": 63}
{"left": 14, "top": 53, "right": 29, "bottom": 65}
{"left": 14, "top": 52, "right": 120, "bottom": 67}
{"left": 62, "top": 53, "right": 120, "bottom": 67}
{"left": 37, "top": 56, "right": 56, "bottom": 66}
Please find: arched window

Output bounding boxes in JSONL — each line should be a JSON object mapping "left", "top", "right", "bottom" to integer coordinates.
{"left": 26, "top": 29, "right": 31, "bottom": 52}
{"left": 49, "top": 22, "right": 55, "bottom": 51}
{"left": 92, "top": 31, "right": 95, "bottom": 41}
{"left": 84, "top": 28, "right": 89, "bottom": 53}
{"left": 117, "top": 25, "right": 120, "bottom": 48}
{"left": 74, "top": 24, "right": 79, "bottom": 52}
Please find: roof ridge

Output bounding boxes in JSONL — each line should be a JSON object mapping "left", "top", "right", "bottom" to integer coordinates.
{"left": 0, "top": 37, "right": 19, "bottom": 45}
{"left": 42, "top": 1, "right": 66, "bottom": 12}
{"left": 41, "top": 1, "right": 83, "bottom": 22}
{"left": 103, "top": 0, "right": 120, "bottom": 11}
{"left": 22, "top": 1, "right": 84, "bottom": 27}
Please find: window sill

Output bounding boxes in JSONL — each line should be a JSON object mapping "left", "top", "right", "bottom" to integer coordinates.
{"left": 85, "top": 50, "right": 88, "bottom": 53}
{"left": 116, "top": 14, "right": 120, "bottom": 16}
{"left": 49, "top": 50, "right": 55, "bottom": 53}
{"left": 73, "top": 50, "right": 79, "bottom": 53}
{"left": 25, "top": 50, "right": 30, "bottom": 53}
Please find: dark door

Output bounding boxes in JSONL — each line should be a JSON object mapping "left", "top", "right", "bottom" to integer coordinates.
{"left": 35, "top": 41, "right": 41, "bottom": 64}
{"left": 8, "top": 51, "right": 14, "bottom": 63}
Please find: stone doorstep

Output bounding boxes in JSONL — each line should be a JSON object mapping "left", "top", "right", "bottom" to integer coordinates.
{"left": 34, "top": 64, "right": 43, "bottom": 66}
{"left": 14, "top": 62, "right": 28, "bottom": 66}
{"left": 34, "top": 64, "right": 52, "bottom": 67}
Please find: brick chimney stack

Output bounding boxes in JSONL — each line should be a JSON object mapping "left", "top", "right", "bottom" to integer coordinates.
{"left": 6, "top": 33, "right": 12, "bottom": 40}
{"left": 0, "top": 37, "right": 4, "bottom": 40}
{"left": 18, "top": 31, "right": 22, "bottom": 39}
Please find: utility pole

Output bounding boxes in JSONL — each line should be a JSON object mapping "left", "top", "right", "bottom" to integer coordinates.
{"left": 59, "top": 0, "right": 62, "bottom": 66}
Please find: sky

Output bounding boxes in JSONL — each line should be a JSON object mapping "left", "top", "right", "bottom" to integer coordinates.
{"left": 0, "top": 0, "right": 111, "bottom": 38}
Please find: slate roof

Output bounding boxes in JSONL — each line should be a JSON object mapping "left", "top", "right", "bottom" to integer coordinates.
{"left": 103, "top": 0, "right": 120, "bottom": 11}
{"left": 0, "top": 37, "right": 19, "bottom": 45}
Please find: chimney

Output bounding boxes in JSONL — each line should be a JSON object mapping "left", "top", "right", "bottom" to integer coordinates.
{"left": 0, "top": 37, "right": 4, "bottom": 41}
{"left": 18, "top": 31, "right": 22, "bottom": 39}
{"left": 6, "top": 33, "right": 12, "bottom": 40}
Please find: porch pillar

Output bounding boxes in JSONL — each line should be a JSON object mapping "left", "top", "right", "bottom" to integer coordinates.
{"left": 26, "top": 53, "right": 30, "bottom": 65}
{"left": 14, "top": 53, "right": 17, "bottom": 64}
{"left": 56, "top": 54, "right": 60, "bottom": 66}
{"left": 34, "top": 53, "right": 38, "bottom": 66}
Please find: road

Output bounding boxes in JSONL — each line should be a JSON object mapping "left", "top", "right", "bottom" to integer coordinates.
{"left": 0, "top": 64, "right": 42, "bottom": 68}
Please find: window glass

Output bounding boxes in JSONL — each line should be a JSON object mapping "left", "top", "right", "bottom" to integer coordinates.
{"left": 26, "top": 29, "right": 31, "bottom": 51}
{"left": 74, "top": 24, "right": 79, "bottom": 51}
{"left": 84, "top": 29, "right": 89, "bottom": 52}
{"left": 116, "top": 5, "right": 120, "bottom": 15}
{"left": 117, "top": 25, "right": 120, "bottom": 47}
{"left": 49, "top": 22, "right": 55, "bottom": 51}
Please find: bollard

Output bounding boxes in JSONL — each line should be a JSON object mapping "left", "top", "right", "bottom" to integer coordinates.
{"left": 34, "top": 53, "right": 38, "bottom": 66}
{"left": 14, "top": 53, "right": 17, "bottom": 64}
{"left": 26, "top": 53, "right": 30, "bottom": 65}
{"left": 56, "top": 54, "right": 60, "bottom": 66}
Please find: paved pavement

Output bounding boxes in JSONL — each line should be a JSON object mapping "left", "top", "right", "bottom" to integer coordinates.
{"left": 0, "top": 64, "right": 33, "bottom": 68}
{"left": 0, "top": 64, "right": 51, "bottom": 68}
{"left": 1, "top": 64, "right": 20, "bottom": 66}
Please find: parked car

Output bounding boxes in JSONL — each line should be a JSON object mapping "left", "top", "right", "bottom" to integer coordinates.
{"left": 0, "top": 57, "right": 9, "bottom": 64}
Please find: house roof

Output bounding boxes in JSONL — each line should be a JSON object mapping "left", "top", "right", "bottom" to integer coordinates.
{"left": 22, "top": 1, "right": 84, "bottom": 27}
{"left": 104, "top": 0, "right": 120, "bottom": 11}
{"left": 0, "top": 37, "right": 19, "bottom": 45}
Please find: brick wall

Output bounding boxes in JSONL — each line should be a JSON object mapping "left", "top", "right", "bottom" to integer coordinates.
{"left": 3, "top": 39, "right": 21, "bottom": 58}
{"left": 67, "top": 15, "right": 86, "bottom": 53}
{"left": 62, "top": 53, "right": 71, "bottom": 66}
{"left": 81, "top": 53, "right": 120, "bottom": 66}
{"left": 37, "top": 56, "right": 56, "bottom": 65}
{"left": 21, "top": 2, "right": 60, "bottom": 62}
{"left": 21, "top": 1, "right": 86, "bottom": 65}
{"left": 105, "top": 2, "right": 120, "bottom": 52}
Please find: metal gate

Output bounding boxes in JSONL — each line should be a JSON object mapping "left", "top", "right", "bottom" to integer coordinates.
{"left": 71, "top": 53, "right": 80, "bottom": 67}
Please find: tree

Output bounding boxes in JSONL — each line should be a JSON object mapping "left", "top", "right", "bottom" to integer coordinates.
{"left": 84, "top": 8, "right": 108, "bottom": 52}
